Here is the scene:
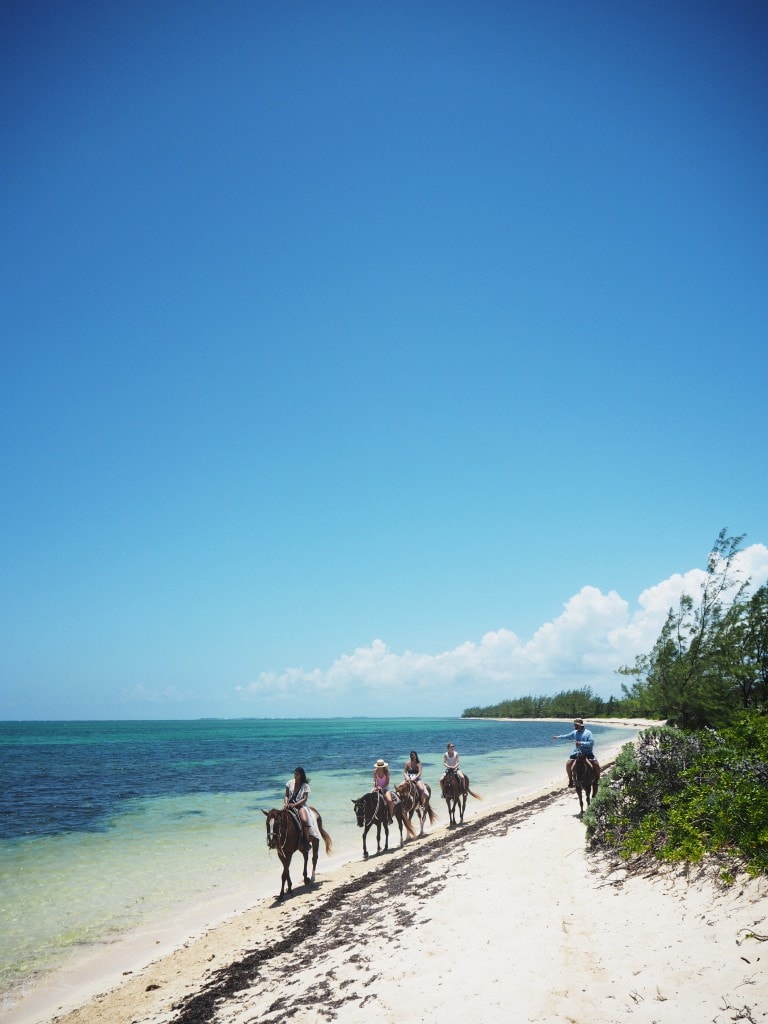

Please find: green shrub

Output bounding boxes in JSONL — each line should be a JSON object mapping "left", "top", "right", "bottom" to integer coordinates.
{"left": 584, "top": 712, "right": 768, "bottom": 878}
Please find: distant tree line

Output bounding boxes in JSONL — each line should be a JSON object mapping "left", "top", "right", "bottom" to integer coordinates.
{"left": 462, "top": 687, "right": 632, "bottom": 720}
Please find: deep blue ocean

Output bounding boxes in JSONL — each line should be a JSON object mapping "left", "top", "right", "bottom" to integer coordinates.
{"left": 0, "top": 717, "right": 640, "bottom": 1011}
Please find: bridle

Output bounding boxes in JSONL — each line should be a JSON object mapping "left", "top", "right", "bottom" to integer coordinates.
{"left": 398, "top": 780, "right": 418, "bottom": 813}
{"left": 444, "top": 768, "right": 461, "bottom": 797}
{"left": 266, "top": 809, "right": 294, "bottom": 856}
{"left": 572, "top": 754, "right": 593, "bottom": 782}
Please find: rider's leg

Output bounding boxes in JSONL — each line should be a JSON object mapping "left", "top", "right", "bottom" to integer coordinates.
{"left": 566, "top": 758, "right": 575, "bottom": 787}
{"left": 591, "top": 759, "right": 601, "bottom": 782}
{"left": 439, "top": 772, "right": 446, "bottom": 798}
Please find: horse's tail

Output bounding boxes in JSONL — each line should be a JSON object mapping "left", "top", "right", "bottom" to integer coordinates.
{"left": 425, "top": 802, "right": 437, "bottom": 824}
{"left": 311, "top": 808, "right": 334, "bottom": 854}
{"left": 320, "top": 824, "right": 333, "bottom": 854}
{"left": 463, "top": 775, "right": 482, "bottom": 801}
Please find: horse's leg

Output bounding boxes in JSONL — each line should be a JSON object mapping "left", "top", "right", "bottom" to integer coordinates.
{"left": 414, "top": 801, "right": 423, "bottom": 837}
{"left": 280, "top": 853, "right": 292, "bottom": 899}
{"left": 362, "top": 822, "right": 370, "bottom": 859}
{"left": 302, "top": 843, "right": 310, "bottom": 884}
{"left": 309, "top": 838, "right": 318, "bottom": 883}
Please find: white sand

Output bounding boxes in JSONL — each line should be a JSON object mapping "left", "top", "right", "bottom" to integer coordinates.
{"left": 6, "top": 720, "right": 767, "bottom": 1024}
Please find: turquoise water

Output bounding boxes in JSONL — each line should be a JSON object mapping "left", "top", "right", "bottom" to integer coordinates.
{"left": 0, "top": 717, "right": 639, "bottom": 1005}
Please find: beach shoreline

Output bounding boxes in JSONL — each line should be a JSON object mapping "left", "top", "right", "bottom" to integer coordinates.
{"left": 17, "top": 745, "right": 767, "bottom": 1024}
{"left": 13, "top": 717, "right": 741, "bottom": 1024}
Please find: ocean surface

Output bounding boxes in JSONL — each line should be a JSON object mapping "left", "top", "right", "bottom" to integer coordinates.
{"left": 0, "top": 717, "right": 640, "bottom": 1010}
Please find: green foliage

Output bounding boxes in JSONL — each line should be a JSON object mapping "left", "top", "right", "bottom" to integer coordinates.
{"left": 619, "top": 530, "right": 768, "bottom": 727}
{"left": 585, "top": 711, "right": 768, "bottom": 878}
{"left": 462, "top": 686, "right": 632, "bottom": 719}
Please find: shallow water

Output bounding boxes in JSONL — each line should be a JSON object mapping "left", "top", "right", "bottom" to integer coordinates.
{"left": 0, "top": 717, "right": 638, "bottom": 1005}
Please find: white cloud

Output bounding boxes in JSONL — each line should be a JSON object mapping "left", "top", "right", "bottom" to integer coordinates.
{"left": 236, "top": 543, "right": 768, "bottom": 714}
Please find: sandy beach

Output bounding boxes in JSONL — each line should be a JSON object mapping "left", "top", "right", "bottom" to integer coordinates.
{"left": 8, "top": 720, "right": 767, "bottom": 1024}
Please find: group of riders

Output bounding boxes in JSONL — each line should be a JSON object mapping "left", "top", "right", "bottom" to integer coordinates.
{"left": 371, "top": 741, "right": 466, "bottom": 824}
{"left": 284, "top": 719, "right": 600, "bottom": 849}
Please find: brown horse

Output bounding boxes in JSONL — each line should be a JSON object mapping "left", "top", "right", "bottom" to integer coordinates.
{"left": 262, "top": 807, "right": 333, "bottom": 900}
{"left": 352, "top": 790, "right": 416, "bottom": 858}
{"left": 442, "top": 768, "right": 481, "bottom": 826}
{"left": 395, "top": 780, "right": 437, "bottom": 837}
{"left": 572, "top": 754, "right": 599, "bottom": 815}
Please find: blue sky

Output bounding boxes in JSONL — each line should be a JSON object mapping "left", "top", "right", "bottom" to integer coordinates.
{"left": 2, "top": 1, "right": 766, "bottom": 720}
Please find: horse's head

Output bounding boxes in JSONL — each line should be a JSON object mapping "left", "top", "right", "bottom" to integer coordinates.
{"left": 395, "top": 781, "right": 413, "bottom": 805}
{"left": 352, "top": 797, "right": 365, "bottom": 827}
{"left": 262, "top": 808, "right": 279, "bottom": 849}
{"left": 572, "top": 755, "right": 594, "bottom": 786}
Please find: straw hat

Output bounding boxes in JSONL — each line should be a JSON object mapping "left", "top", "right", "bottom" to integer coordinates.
{"left": 373, "top": 758, "right": 389, "bottom": 769}
{"left": 573, "top": 718, "right": 584, "bottom": 726}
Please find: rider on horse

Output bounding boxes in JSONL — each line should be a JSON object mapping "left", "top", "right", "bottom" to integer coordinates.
{"left": 285, "top": 766, "right": 317, "bottom": 849}
{"left": 372, "top": 759, "right": 395, "bottom": 822}
{"left": 551, "top": 719, "right": 601, "bottom": 788}
{"left": 439, "top": 742, "right": 465, "bottom": 798}
{"left": 403, "top": 750, "right": 430, "bottom": 805}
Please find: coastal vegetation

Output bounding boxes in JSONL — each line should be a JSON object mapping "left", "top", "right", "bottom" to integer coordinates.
{"left": 466, "top": 530, "right": 768, "bottom": 878}
{"left": 461, "top": 687, "right": 630, "bottom": 720}
{"left": 590, "top": 530, "right": 768, "bottom": 879}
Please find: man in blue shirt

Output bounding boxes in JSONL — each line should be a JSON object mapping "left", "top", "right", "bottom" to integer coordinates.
{"left": 552, "top": 718, "right": 601, "bottom": 787}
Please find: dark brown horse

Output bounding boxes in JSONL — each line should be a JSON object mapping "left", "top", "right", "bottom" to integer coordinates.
{"left": 395, "top": 780, "right": 437, "bottom": 837}
{"left": 572, "top": 754, "right": 599, "bottom": 815}
{"left": 352, "top": 790, "right": 415, "bottom": 858}
{"left": 262, "top": 807, "right": 333, "bottom": 900}
{"left": 441, "top": 768, "right": 481, "bottom": 826}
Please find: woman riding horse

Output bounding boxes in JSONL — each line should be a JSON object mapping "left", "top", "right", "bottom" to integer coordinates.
{"left": 285, "top": 766, "right": 317, "bottom": 849}
{"left": 403, "top": 750, "right": 430, "bottom": 805}
{"left": 372, "top": 758, "right": 395, "bottom": 822}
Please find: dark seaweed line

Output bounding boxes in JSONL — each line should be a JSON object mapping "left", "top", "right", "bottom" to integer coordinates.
{"left": 169, "top": 786, "right": 565, "bottom": 1024}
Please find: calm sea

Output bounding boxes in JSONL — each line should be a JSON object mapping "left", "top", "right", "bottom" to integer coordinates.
{"left": 0, "top": 717, "right": 639, "bottom": 1009}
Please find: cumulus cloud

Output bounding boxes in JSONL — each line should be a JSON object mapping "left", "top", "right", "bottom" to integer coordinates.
{"left": 236, "top": 544, "right": 768, "bottom": 714}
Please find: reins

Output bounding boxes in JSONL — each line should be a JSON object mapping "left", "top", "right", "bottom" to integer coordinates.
{"left": 367, "top": 790, "right": 387, "bottom": 825}
{"left": 270, "top": 808, "right": 300, "bottom": 857}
